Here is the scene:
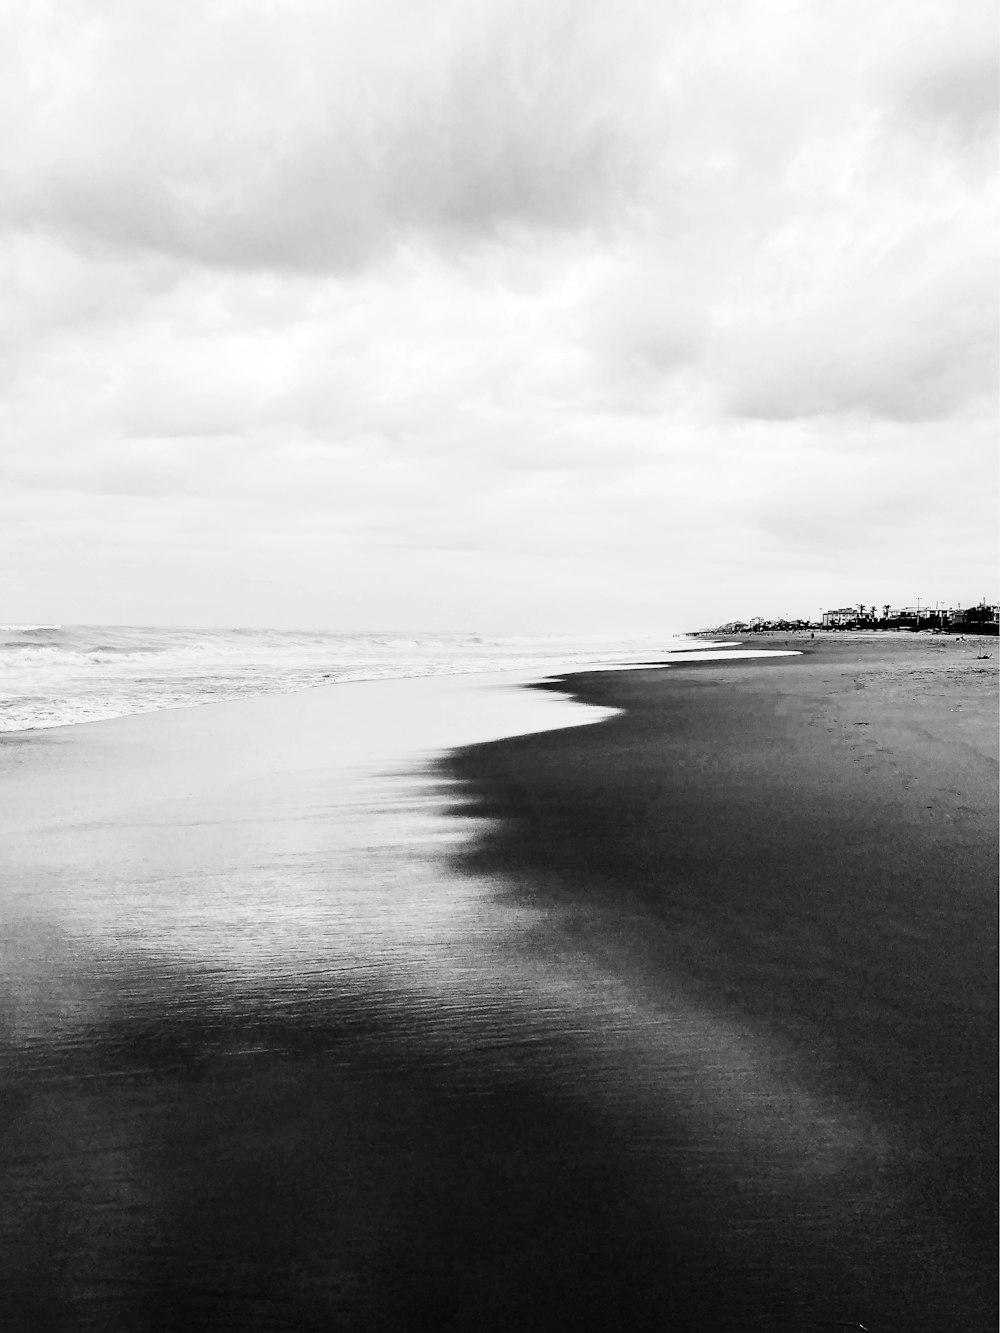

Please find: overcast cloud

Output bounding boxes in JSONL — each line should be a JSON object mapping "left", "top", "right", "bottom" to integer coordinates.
{"left": 1, "top": 0, "right": 996, "bottom": 631}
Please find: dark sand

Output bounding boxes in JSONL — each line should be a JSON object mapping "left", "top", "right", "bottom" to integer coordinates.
{"left": 1, "top": 638, "right": 995, "bottom": 1331}
{"left": 443, "top": 633, "right": 998, "bottom": 1330}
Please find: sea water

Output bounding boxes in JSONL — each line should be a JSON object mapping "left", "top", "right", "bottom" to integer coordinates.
{"left": 0, "top": 623, "right": 688, "bottom": 732}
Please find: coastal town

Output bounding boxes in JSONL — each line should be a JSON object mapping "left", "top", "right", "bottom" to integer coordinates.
{"left": 711, "top": 600, "right": 1000, "bottom": 635}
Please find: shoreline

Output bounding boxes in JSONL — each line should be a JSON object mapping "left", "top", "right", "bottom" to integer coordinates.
{"left": 0, "top": 635, "right": 792, "bottom": 740}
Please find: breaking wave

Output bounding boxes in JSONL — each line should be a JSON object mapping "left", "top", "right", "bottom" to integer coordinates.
{"left": 0, "top": 624, "right": 686, "bottom": 732}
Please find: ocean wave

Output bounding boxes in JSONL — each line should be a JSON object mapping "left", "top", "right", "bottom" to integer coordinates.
{"left": 0, "top": 625, "right": 681, "bottom": 732}
{"left": 0, "top": 624, "right": 63, "bottom": 632}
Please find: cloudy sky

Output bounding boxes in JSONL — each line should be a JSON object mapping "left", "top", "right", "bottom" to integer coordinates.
{"left": 1, "top": 0, "right": 996, "bottom": 632}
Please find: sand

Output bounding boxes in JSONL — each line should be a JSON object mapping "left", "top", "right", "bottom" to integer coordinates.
{"left": 0, "top": 635, "right": 995, "bottom": 1330}
{"left": 444, "top": 632, "right": 998, "bottom": 1329}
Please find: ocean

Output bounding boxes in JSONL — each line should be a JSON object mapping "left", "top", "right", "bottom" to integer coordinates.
{"left": 0, "top": 623, "right": 688, "bottom": 732}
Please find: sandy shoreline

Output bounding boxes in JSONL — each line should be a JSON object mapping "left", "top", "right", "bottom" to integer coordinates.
{"left": 1, "top": 636, "right": 995, "bottom": 1329}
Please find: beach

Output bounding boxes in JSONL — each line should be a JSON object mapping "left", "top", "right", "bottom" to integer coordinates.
{"left": 446, "top": 633, "right": 998, "bottom": 1328}
{"left": 1, "top": 635, "right": 996, "bottom": 1330}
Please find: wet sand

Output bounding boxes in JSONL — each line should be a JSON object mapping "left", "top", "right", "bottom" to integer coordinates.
{"left": 1, "top": 639, "right": 996, "bottom": 1330}
{"left": 444, "top": 633, "right": 998, "bottom": 1329}
{"left": 1, "top": 672, "right": 622, "bottom": 1332}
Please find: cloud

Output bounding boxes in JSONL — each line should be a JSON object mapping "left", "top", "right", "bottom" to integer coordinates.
{"left": 880, "top": 0, "right": 999, "bottom": 139}
{"left": 900, "top": 51, "right": 999, "bottom": 138}
{"left": 1, "top": 0, "right": 663, "bottom": 273}
{"left": 718, "top": 237, "right": 998, "bottom": 421}
{"left": 0, "top": 0, "right": 995, "bottom": 630}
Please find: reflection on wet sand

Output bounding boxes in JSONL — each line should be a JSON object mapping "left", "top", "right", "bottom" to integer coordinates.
{"left": 2, "top": 938, "right": 884, "bottom": 1332}
{"left": 2, "top": 655, "right": 993, "bottom": 1329}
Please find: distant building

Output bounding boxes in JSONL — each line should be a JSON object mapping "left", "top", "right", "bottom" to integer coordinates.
{"left": 817, "top": 602, "right": 999, "bottom": 633}
{"left": 711, "top": 601, "right": 997, "bottom": 636}
{"left": 949, "top": 603, "right": 1000, "bottom": 634}
{"left": 821, "top": 607, "right": 858, "bottom": 627}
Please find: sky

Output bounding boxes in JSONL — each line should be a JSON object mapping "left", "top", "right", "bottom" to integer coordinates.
{"left": 1, "top": 0, "right": 996, "bottom": 633}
